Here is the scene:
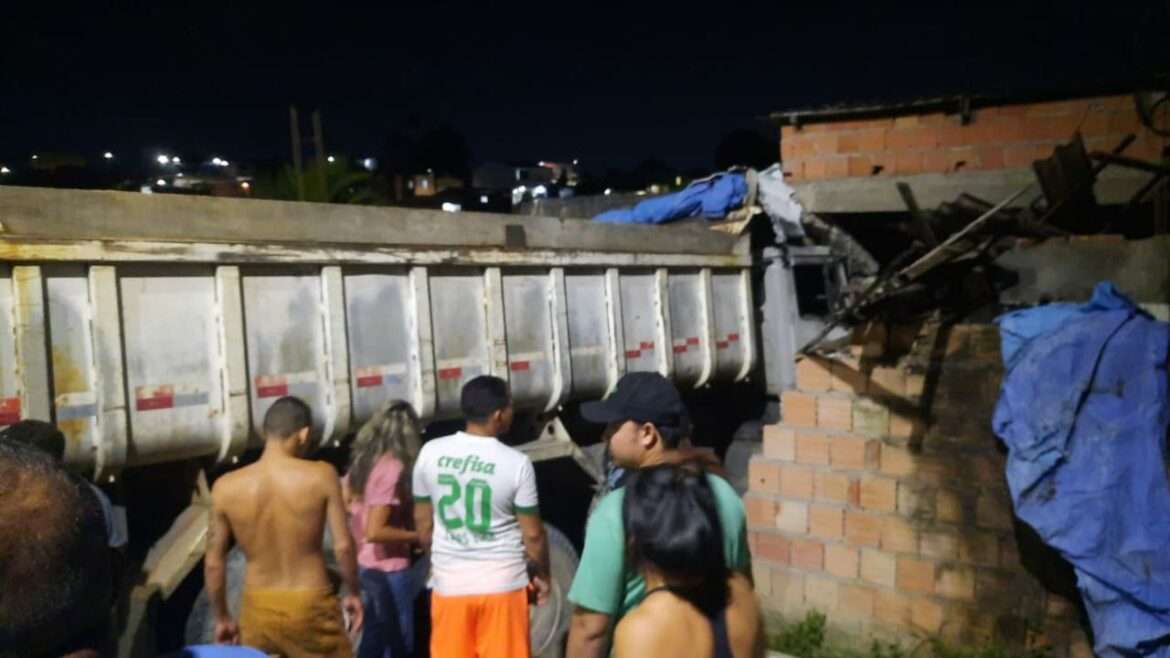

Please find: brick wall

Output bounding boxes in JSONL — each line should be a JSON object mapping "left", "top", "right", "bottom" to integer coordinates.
{"left": 780, "top": 94, "right": 1168, "bottom": 181}
{"left": 747, "top": 322, "right": 1092, "bottom": 657}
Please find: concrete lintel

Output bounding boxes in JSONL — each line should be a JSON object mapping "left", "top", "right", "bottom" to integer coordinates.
{"left": 792, "top": 168, "right": 1155, "bottom": 214}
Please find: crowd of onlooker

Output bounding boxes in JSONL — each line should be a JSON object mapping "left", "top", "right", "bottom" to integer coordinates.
{"left": 0, "top": 372, "right": 764, "bottom": 658}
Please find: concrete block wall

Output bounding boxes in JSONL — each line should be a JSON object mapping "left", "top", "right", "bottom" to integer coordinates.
{"left": 780, "top": 94, "right": 1167, "bottom": 181}
{"left": 747, "top": 323, "right": 1093, "bottom": 657}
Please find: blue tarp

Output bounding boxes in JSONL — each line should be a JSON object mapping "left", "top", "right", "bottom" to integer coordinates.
{"left": 993, "top": 282, "right": 1170, "bottom": 658}
{"left": 593, "top": 172, "right": 747, "bottom": 224}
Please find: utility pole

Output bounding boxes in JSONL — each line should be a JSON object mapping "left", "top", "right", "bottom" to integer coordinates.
{"left": 311, "top": 110, "right": 328, "bottom": 202}
{"left": 289, "top": 106, "right": 306, "bottom": 201}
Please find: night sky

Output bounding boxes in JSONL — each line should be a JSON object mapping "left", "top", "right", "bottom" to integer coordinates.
{"left": 2, "top": 1, "right": 1166, "bottom": 171}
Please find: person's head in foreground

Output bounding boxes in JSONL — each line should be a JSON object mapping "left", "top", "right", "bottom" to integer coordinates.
{"left": 0, "top": 441, "right": 112, "bottom": 658}
{"left": 581, "top": 372, "right": 692, "bottom": 469}
{"left": 0, "top": 419, "right": 67, "bottom": 461}
{"left": 617, "top": 463, "right": 764, "bottom": 658}
{"left": 262, "top": 395, "right": 313, "bottom": 456}
{"left": 347, "top": 398, "right": 423, "bottom": 498}
{"left": 461, "top": 375, "right": 514, "bottom": 437}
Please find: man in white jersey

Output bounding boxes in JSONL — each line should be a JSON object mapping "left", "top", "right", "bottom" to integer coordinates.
{"left": 413, "top": 375, "right": 551, "bottom": 658}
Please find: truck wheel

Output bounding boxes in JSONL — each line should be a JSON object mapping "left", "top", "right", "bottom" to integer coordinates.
{"left": 531, "top": 524, "right": 579, "bottom": 658}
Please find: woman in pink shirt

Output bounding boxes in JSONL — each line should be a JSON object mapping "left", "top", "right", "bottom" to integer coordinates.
{"left": 345, "top": 400, "right": 424, "bottom": 658}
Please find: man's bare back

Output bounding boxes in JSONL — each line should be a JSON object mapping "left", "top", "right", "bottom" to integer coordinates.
{"left": 212, "top": 453, "right": 344, "bottom": 590}
{"left": 205, "top": 396, "right": 362, "bottom": 653}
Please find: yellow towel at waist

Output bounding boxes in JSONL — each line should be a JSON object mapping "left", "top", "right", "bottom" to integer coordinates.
{"left": 239, "top": 586, "right": 353, "bottom": 658}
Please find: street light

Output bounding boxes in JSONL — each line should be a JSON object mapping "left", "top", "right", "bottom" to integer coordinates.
{"left": 327, "top": 156, "right": 336, "bottom": 163}
{"left": 171, "top": 156, "right": 181, "bottom": 164}
{"left": 240, "top": 181, "right": 251, "bottom": 190}
{"left": 157, "top": 155, "right": 170, "bottom": 165}
{"left": 0, "top": 166, "right": 10, "bottom": 175}
{"left": 103, "top": 152, "right": 114, "bottom": 160}
{"left": 156, "top": 179, "right": 167, "bottom": 187}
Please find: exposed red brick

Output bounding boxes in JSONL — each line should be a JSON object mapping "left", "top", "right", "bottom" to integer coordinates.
{"left": 887, "top": 126, "right": 938, "bottom": 150}
{"left": 776, "top": 500, "right": 809, "bottom": 534}
{"left": 795, "top": 431, "right": 832, "bottom": 466}
{"left": 860, "top": 548, "right": 897, "bottom": 587}
{"left": 803, "top": 158, "right": 829, "bottom": 180}
{"left": 896, "top": 557, "right": 936, "bottom": 594}
{"left": 780, "top": 125, "right": 798, "bottom": 140}
{"left": 920, "top": 530, "right": 960, "bottom": 560}
{"left": 935, "top": 489, "right": 965, "bottom": 524}
{"left": 830, "top": 436, "right": 877, "bottom": 471}
{"left": 817, "top": 396, "right": 853, "bottom": 432}
{"left": 947, "top": 146, "right": 978, "bottom": 172}
{"left": 847, "top": 155, "right": 873, "bottom": 177}
{"left": 748, "top": 458, "right": 781, "bottom": 493}
{"left": 755, "top": 531, "right": 791, "bottom": 564}
{"left": 875, "top": 590, "right": 912, "bottom": 628}
{"left": 879, "top": 445, "right": 916, "bottom": 477}
{"left": 911, "top": 597, "right": 944, "bottom": 633}
{"left": 824, "top": 157, "right": 849, "bottom": 178}
{"left": 814, "top": 471, "right": 853, "bottom": 504}
{"left": 1079, "top": 110, "right": 1111, "bottom": 137}
{"left": 790, "top": 538, "right": 825, "bottom": 571}
{"left": 837, "top": 584, "right": 876, "bottom": 620}
{"left": 936, "top": 565, "right": 977, "bottom": 601}
{"left": 979, "top": 116, "right": 1024, "bottom": 143}
{"left": 1004, "top": 144, "right": 1043, "bottom": 168}
{"left": 808, "top": 133, "right": 839, "bottom": 156}
{"left": 845, "top": 511, "right": 882, "bottom": 547}
{"left": 860, "top": 476, "right": 898, "bottom": 513}
{"left": 804, "top": 575, "right": 839, "bottom": 611}
{"left": 781, "top": 390, "right": 817, "bottom": 428}
{"left": 779, "top": 464, "right": 815, "bottom": 500}
{"left": 795, "top": 356, "right": 833, "bottom": 392}
{"left": 1108, "top": 109, "right": 1143, "bottom": 134}
{"left": 922, "top": 149, "right": 951, "bottom": 173}
{"left": 881, "top": 516, "right": 919, "bottom": 554}
{"left": 1025, "top": 100, "right": 1087, "bottom": 117}
{"left": 809, "top": 504, "right": 844, "bottom": 540}
{"left": 894, "top": 151, "right": 923, "bottom": 175}
{"left": 763, "top": 425, "right": 796, "bottom": 461}
{"left": 894, "top": 115, "right": 919, "bottom": 128}
{"left": 825, "top": 544, "right": 859, "bottom": 579}
{"left": 745, "top": 494, "right": 778, "bottom": 529}
{"left": 977, "top": 146, "right": 1006, "bottom": 170}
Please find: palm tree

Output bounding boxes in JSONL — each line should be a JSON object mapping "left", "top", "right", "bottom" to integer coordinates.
{"left": 252, "top": 157, "right": 387, "bottom": 204}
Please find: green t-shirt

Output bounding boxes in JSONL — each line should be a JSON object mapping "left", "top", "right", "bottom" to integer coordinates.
{"left": 566, "top": 472, "right": 751, "bottom": 620}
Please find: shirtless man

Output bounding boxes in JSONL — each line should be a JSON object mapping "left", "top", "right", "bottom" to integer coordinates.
{"left": 206, "top": 396, "right": 363, "bottom": 658}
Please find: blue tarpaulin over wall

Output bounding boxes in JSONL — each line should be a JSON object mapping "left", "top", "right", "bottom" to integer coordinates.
{"left": 593, "top": 172, "right": 747, "bottom": 224}
{"left": 993, "top": 282, "right": 1170, "bottom": 658}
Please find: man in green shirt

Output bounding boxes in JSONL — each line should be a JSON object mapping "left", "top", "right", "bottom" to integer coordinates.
{"left": 565, "top": 372, "right": 751, "bottom": 658}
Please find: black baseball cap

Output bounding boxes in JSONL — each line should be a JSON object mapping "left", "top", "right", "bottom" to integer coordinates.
{"left": 580, "top": 372, "right": 690, "bottom": 430}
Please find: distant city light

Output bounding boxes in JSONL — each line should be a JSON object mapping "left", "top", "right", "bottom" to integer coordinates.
{"left": 361, "top": 157, "right": 376, "bottom": 171}
{"left": 327, "top": 156, "right": 336, "bottom": 163}
{"left": 0, "top": 166, "right": 9, "bottom": 175}
{"left": 573, "top": 159, "right": 579, "bottom": 165}
{"left": 171, "top": 156, "right": 181, "bottom": 164}
{"left": 156, "top": 179, "right": 167, "bottom": 187}
{"left": 103, "top": 152, "right": 114, "bottom": 160}
{"left": 176, "top": 172, "right": 184, "bottom": 178}
{"left": 240, "top": 181, "right": 251, "bottom": 191}
{"left": 220, "top": 159, "right": 229, "bottom": 167}
{"left": 441, "top": 202, "right": 462, "bottom": 212}
{"left": 480, "top": 195, "right": 489, "bottom": 204}
{"left": 31, "top": 154, "right": 38, "bottom": 161}
{"left": 157, "top": 155, "right": 170, "bottom": 165}
{"left": 533, "top": 185, "right": 548, "bottom": 198}
{"left": 604, "top": 188, "right": 612, "bottom": 195}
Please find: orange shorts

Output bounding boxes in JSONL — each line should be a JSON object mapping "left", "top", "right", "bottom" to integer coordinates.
{"left": 431, "top": 587, "right": 529, "bottom": 658}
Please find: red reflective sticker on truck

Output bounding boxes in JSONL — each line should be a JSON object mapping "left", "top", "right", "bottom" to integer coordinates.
{"left": 0, "top": 398, "right": 20, "bottom": 425}
{"left": 438, "top": 367, "right": 462, "bottom": 380}
{"left": 135, "top": 385, "right": 175, "bottom": 411}
{"left": 510, "top": 361, "right": 530, "bottom": 372}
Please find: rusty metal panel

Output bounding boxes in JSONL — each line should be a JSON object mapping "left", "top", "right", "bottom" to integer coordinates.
{"left": 213, "top": 266, "right": 250, "bottom": 462}
{"left": 0, "top": 268, "right": 25, "bottom": 427}
{"left": 241, "top": 270, "right": 330, "bottom": 447}
{"left": 711, "top": 270, "right": 751, "bottom": 382}
{"left": 43, "top": 267, "right": 101, "bottom": 469}
{"left": 6, "top": 266, "right": 50, "bottom": 427}
{"left": 618, "top": 271, "right": 661, "bottom": 375}
{"left": 344, "top": 268, "right": 417, "bottom": 423}
{"left": 428, "top": 270, "right": 490, "bottom": 419}
{"left": 667, "top": 270, "right": 705, "bottom": 389}
{"left": 564, "top": 270, "right": 610, "bottom": 400}
{"left": 501, "top": 270, "right": 554, "bottom": 410}
{"left": 119, "top": 268, "right": 221, "bottom": 466}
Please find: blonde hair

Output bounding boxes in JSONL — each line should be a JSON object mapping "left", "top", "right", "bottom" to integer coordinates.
{"left": 347, "top": 399, "right": 422, "bottom": 499}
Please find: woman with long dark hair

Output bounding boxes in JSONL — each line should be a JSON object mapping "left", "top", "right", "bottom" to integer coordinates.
{"left": 344, "top": 399, "right": 424, "bottom": 658}
{"left": 614, "top": 464, "right": 765, "bottom": 658}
